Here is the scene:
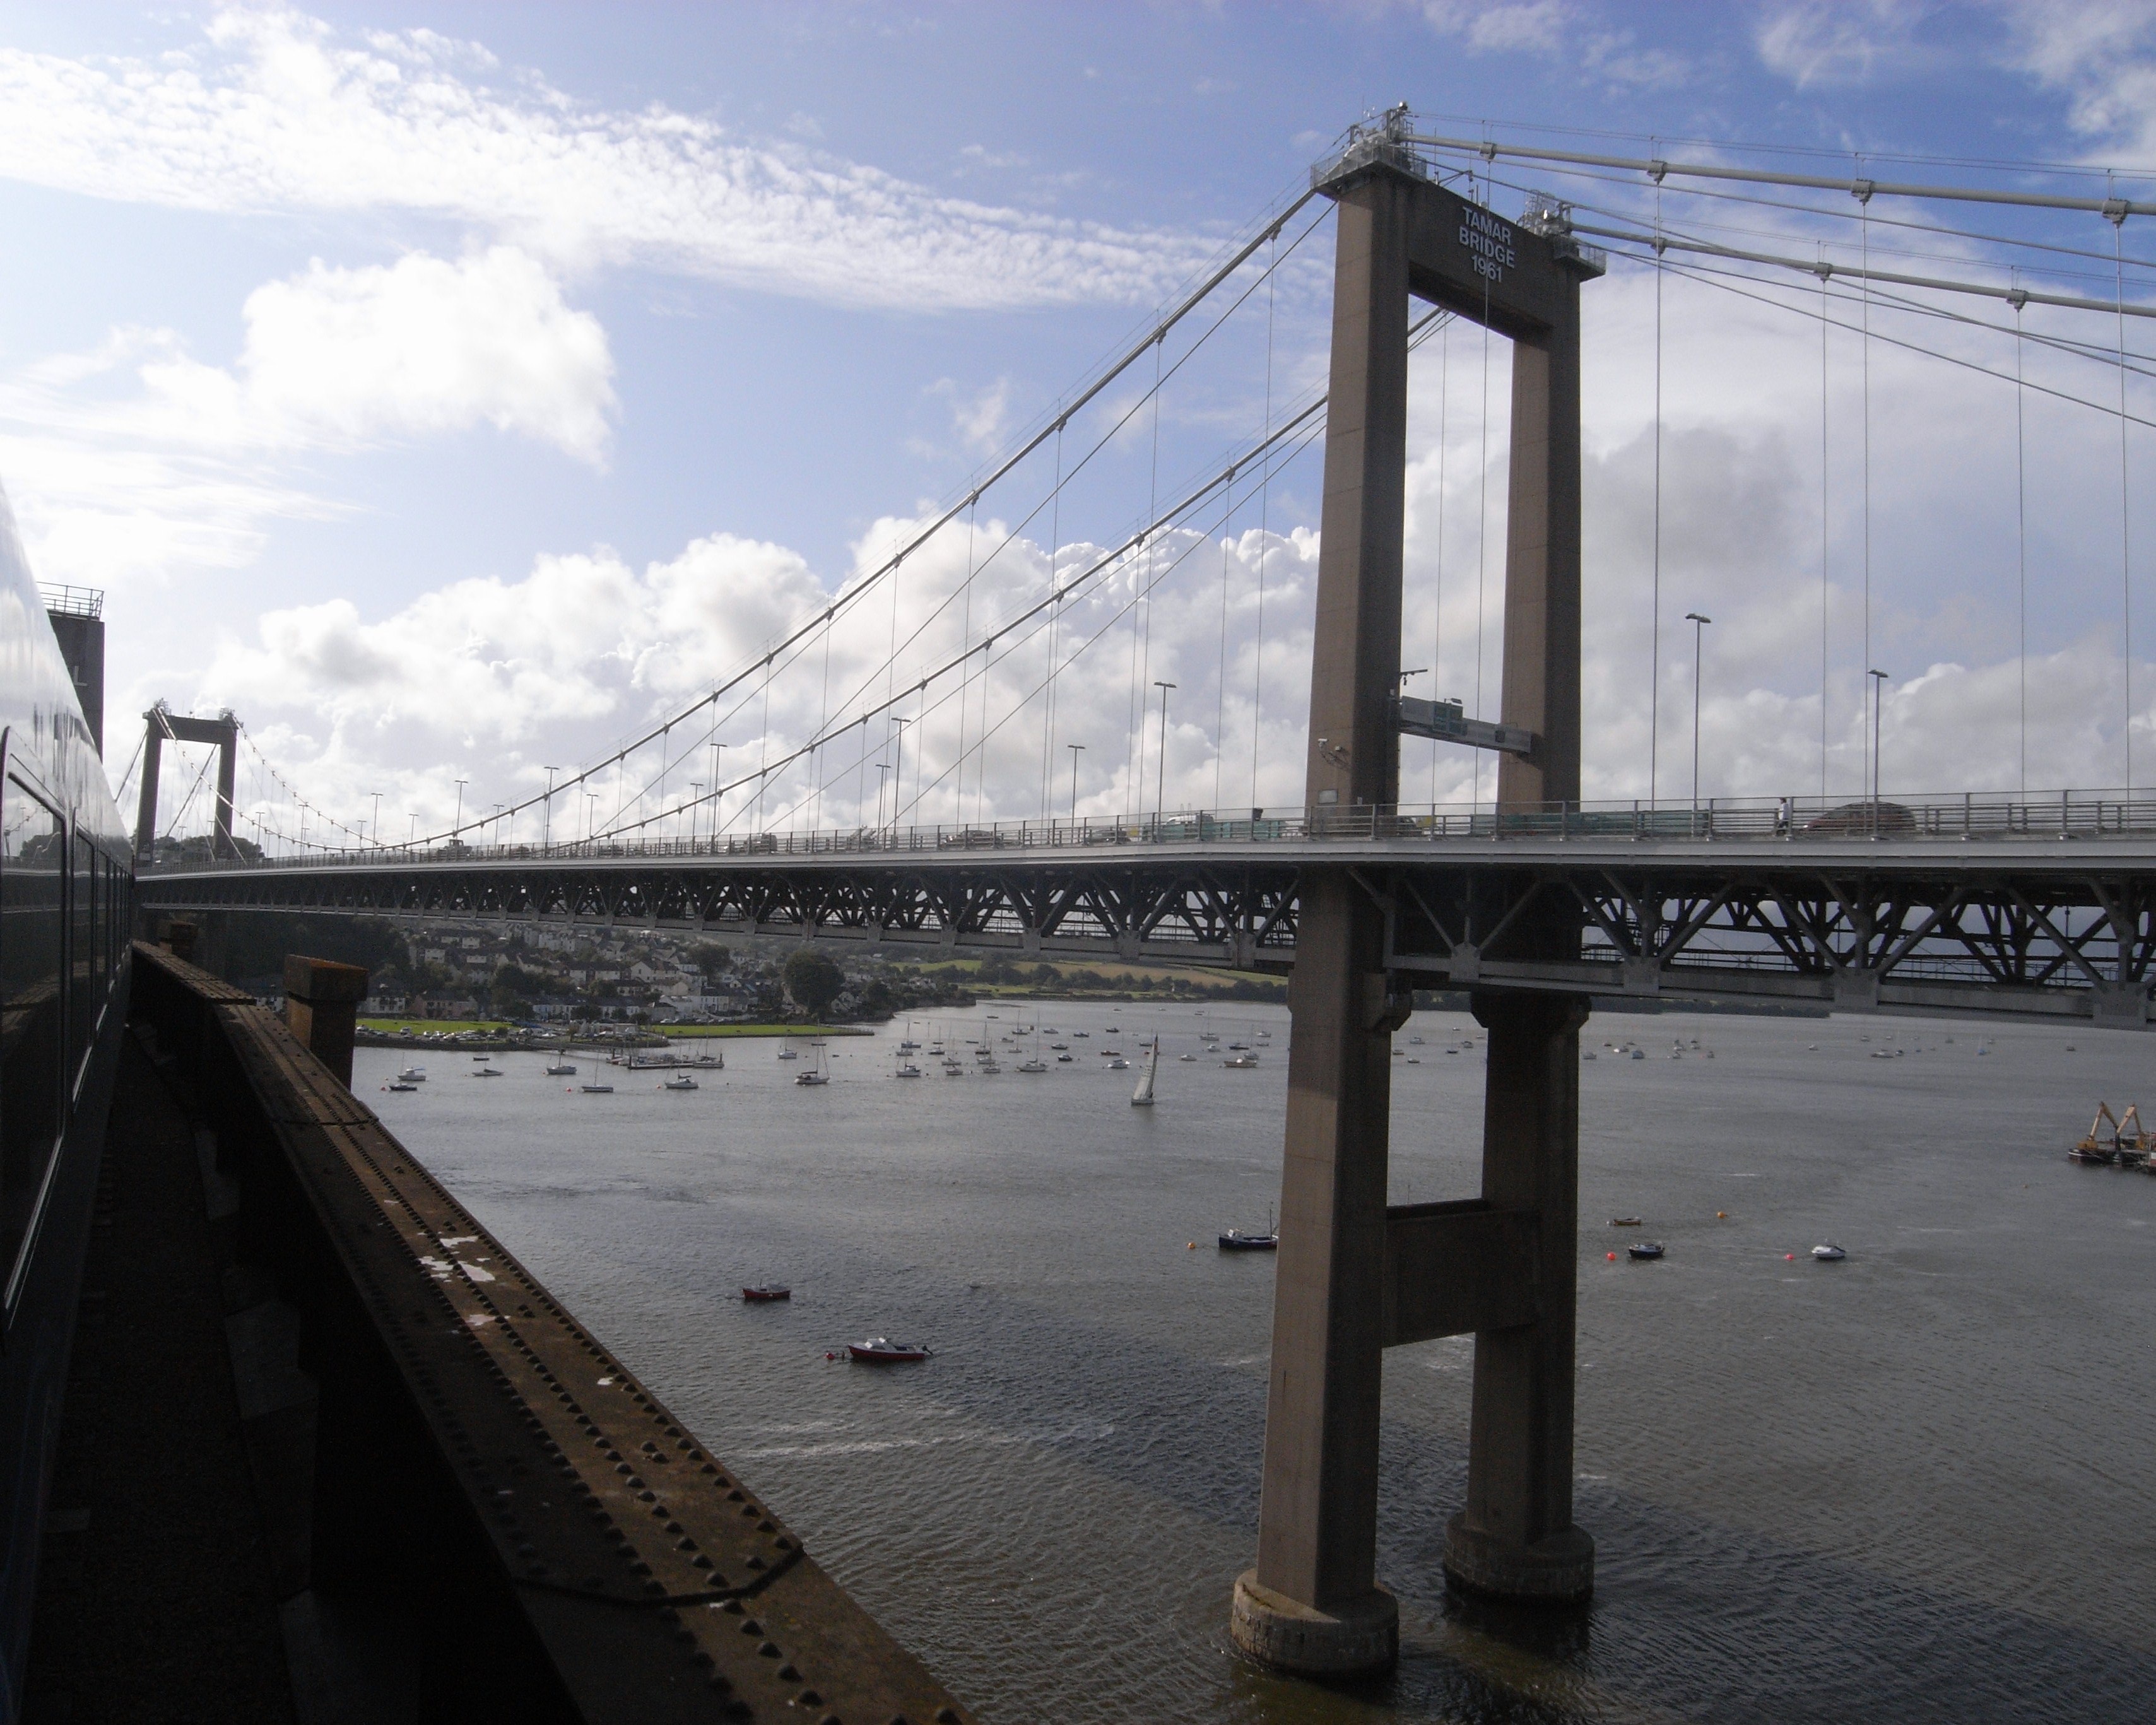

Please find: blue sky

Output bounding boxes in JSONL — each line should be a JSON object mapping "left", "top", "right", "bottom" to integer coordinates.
{"left": 3, "top": 3, "right": 2153, "bottom": 845}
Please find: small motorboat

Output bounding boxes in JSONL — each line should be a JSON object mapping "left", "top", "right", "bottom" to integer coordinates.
{"left": 1408, "top": 1035, "right": 1424, "bottom": 1045}
{"left": 1223, "top": 1053, "right": 1259, "bottom": 1069}
{"left": 1049, "top": 1043, "right": 1069, "bottom": 1051}
{"left": 386, "top": 1082, "right": 418, "bottom": 1093}
{"left": 470, "top": 1067, "right": 503, "bottom": 1078}
{"left": 847, "top": 1337, "right": 932, "bottom": 1363}
{"left": 664, "top": 1074, "right": 699, "bottom": 1090}
{"left": 1627, "top": 1242, "right": 1665, "bottom": 1260}
{"left": 742, "top": 1285, "right": 791, "bottom": 1302}
{"left": 1107, "top": 1057, "right": 1129, "bottom": 1071}
{"left": 580, "top": 1083, "right": 615, "bottom": 1094}
{"left": 979, "top": 1061, "right": 1001, "bottom": 1074}
{"left": 1056, "top": 1053, "right": 1074, "bottom": 1063}
{"left": 396, "top": 1066, "right": 427, "bottom": 1083}
{"left": 1218, "top": 1227, "right": 1278, "bottom": 1251}
{"left": 545, "top": 1062, "right": 576, "bottom": 1076}
{"left": 1227, "top": 1042, "right": 1251, "bottom": 1051}
{"left": 1582, "top": 1051, "right": 1597, "bottom": 1061}
{"left": 471, "top": 1054, "right": 490, "bottom": 1061}
{"left": 1609, "top": 1216, "right": 1644, "bottom": 1227}
{"left": 1179, "top": 1053, "right": 1196, "bottom": 1061}
{"left": 1811, "top": 1244, "right": 1847, "bottom": 1261}
{"left": 1629, "top": 1049, "right": 1646, "bottom": 1061}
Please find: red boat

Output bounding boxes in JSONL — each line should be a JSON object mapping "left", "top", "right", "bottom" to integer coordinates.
{"left": 847, "top": 1336, "right": 931, "bottom": 1363}
{"left": 741, "top": 1285, "right": 791, "bottom": 1302}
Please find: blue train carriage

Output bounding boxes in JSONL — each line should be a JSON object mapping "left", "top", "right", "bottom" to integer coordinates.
{"left": 0, "top": 480, "right": 133, "bottom": 1713}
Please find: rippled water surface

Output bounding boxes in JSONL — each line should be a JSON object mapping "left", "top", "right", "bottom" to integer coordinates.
{"left": 358, "top": 1004, "right": 2156, "bottom": 1724}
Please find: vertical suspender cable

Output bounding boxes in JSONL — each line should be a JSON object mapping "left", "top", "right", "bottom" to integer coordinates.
{"left": 1651, "top": 163, "right": 1664, "bottom": 808}
{"left": 755, "top": 655, "right": 772, "bottom": 833}
{"left": 1474, "top": 232, "right": 1492, "bottom": 811}
{"left": 2114, "top": 204, "right": 2133, "bottom": 794}
{"left": 1042, "top": 421, "right": 1064, "bottom": 823}
{"left": 958, "top": 497, "right": 977, "bottom": 826}
{"left": 1131, "top": 338, "right": 1163, "bottom": 810}
{"left": 1252, "top": 230, "right": 1276, "bottom": 808}
{"left": 1820, "top": 250, "right": 1831, "bottom": 803}
{"left": 1432, "top": 317, "right": 1449, "bottom": 805}
{"left": 1858, "top": 169, "right": 1874, "bottom": 808}
{"left": 1215, "top": 462, "right": 1234, "bottom": 809}
{"left": 813, "top": 610, "right": 832, "bottom": 831}
{"left": 2014, "top": 284, "right": 2028, "bottom": 794}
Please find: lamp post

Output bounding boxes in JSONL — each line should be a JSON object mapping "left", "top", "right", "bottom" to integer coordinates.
{"left": 586, "top": 791, "right": 598, "bottom": 844}
{"left": 1685, "top": 612, "right": 1711, "bottom": 829}
{"left": 1067, "top": 743, "right": 1086, "bottom": 827}
{"left": 889, "top": 717, "right": 910, "bottom": 835}
{"left": 1152, "top": 681, "right": 1177, "bottom": 822}
{"left": 1868, "top": 668, "right": 1890, "bottom": 839}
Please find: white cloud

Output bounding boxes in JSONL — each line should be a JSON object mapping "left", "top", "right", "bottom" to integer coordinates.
{"left": 1755, "top": 1, "right": 1935, "bottom": 87}
{"left": 0, "top": 5, "right": 1203, "bottom": 313}
{"left": 0, "top": 245, "right": 615, "bottom": 590}
{"left": 2003, "top": 0, "right": 2156, "bottom": 163}
{"left": 1422, "top": 1, "right": 1571, "bottom": 55}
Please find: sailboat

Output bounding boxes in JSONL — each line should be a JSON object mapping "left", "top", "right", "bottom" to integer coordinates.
{"left": 1131, "top": 1041, "right": 1159, "bottom": 1107}
{"left": 795, "top": 1041, "right": 830, "bottom": 1086}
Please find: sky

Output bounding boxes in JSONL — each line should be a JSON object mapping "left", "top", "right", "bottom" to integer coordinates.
{"left": 3, "top": 1, "right": 2155, "bottom": 849}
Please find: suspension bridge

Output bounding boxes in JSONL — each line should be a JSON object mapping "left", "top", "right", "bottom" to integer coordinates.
{"left": 124, "top": 111, "right": 2156, "bottom": 1673}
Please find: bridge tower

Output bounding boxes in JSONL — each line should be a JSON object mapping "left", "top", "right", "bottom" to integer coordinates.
{"left": 1231, "top": 118, "right": 1605, "bottom": 1675}
{"left": 134, "top": 707, "right": 240, "bottom": 864}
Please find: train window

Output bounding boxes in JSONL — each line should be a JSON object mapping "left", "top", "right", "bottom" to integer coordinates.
{"left": 1, "top": 774, "right": 64, "bottom": 1308}
{"left": 72, "top": 831, "right": 95, "bottom": 1077}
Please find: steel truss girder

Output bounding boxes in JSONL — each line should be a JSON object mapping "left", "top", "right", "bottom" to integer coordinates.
{"left": 1377, "top": 860, "right": 2156, "bottom": 1027}
{"left": 142, "top": 850, "right": 2156, "bottom": 1023}
{"left": 140, "top": 859, "right": 1305, "bottom": 970}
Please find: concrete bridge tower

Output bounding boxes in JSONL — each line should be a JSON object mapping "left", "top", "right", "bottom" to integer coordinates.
{"left": 1231, "top": 117, "right": 1605, "bottom": 1675}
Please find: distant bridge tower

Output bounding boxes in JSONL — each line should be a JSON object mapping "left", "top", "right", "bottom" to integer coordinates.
{"left": 135, "top": 706, "right": 240, "bottom": 863}
{"left": 1230, "top": 115, "right": 1605, "bottom": 1675}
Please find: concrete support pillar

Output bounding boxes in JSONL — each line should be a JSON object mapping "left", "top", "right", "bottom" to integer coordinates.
{"left": 1444, "top": 989, "right": 1594, "bottom": 1602}
{"left": 214, "top": 726, "right": 239, "bottom": 860}
{"left": 135, "top": 721, "right": 164, "bottom": 863}
{"left": 1232, "top": 167, "right": 1411, "bottom": 1678}
{"left": 283, "top": 956, "right": 370, "bottom": 1090}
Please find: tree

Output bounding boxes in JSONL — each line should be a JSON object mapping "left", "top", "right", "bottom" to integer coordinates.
{"left": 782, "top": 948, "right": 844, "bottom": 1017}
{"left": 687, "top": 943, "right": 734, "bottom": 975}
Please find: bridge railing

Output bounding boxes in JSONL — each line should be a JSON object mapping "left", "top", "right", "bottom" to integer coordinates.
{"left": 149, "top": 786, "right": 2156, "bottom": 872}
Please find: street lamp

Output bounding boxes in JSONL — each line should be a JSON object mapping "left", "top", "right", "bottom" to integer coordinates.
{"left": 888, "top": 717, "right": 910, "bottom": 832}
{"left": 1067, "top": 743, "right": 1086, "bottom": 826}
{"left": 1152, "top": 681, "right": 1177, "bottom": 820}
{"left": 1868, "top": 668, "right": 1890, "bottom": 839}
{"left": 1685, "top": 612, "right": 1711, "bottom": 827}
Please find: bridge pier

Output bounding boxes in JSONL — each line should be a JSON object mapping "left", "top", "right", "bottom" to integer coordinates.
{"left": 1235, "top": 119, "right": 1601, "bottom": 1676}
{"left": 1445, "top": 989, "right": 1593, "bottom": 1602}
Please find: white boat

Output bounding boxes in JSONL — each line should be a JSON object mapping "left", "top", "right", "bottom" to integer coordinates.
{"left": 1131, "top": 1043, "right": 1159, "bottom": 1107}
{"left": 1107, "top": 1057, "right": 1129, "bottom": 1071}
{"left": 664, "top": 1074, "right": 698, "bottom": 1091}
{"left": 396, "top": 1066, "right": 427, "bottom": 1083}
{"left": 1016, "top": 1058, "right": 1047, "bottom": 1074}
{"left": 777, "top": 1044, "right": 800, "bottom": 1061}
{"left": 895, "top": 1061, "right": 922, "bottom": 1079}
{"left": 794, "top": 1069, "right": 829, "bottom": 1086}
{"left": 1811, "top": 1244, "right": 1847, "bottom": 1261}
{"left": 1178, "top": 1053, "right": 1196, "bottom": 1061}
{"left": 1224, "top": 1052, "right": 1259, "bottom": 1069}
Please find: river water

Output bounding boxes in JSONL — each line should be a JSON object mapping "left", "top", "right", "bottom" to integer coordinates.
{"left": 356, "top": 1003, "right": 2156, "bottom": 1724}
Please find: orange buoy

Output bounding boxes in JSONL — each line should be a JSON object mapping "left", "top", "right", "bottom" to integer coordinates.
{"left": 1784, "top": 1252, "right": 1795, "bottom": 1261}
{"left": 1716, "top": 1211, "right": 1727, "bottom": 1218}
{"left": 1187, "top": 1242, "right": 1196, "bottom": 1249}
